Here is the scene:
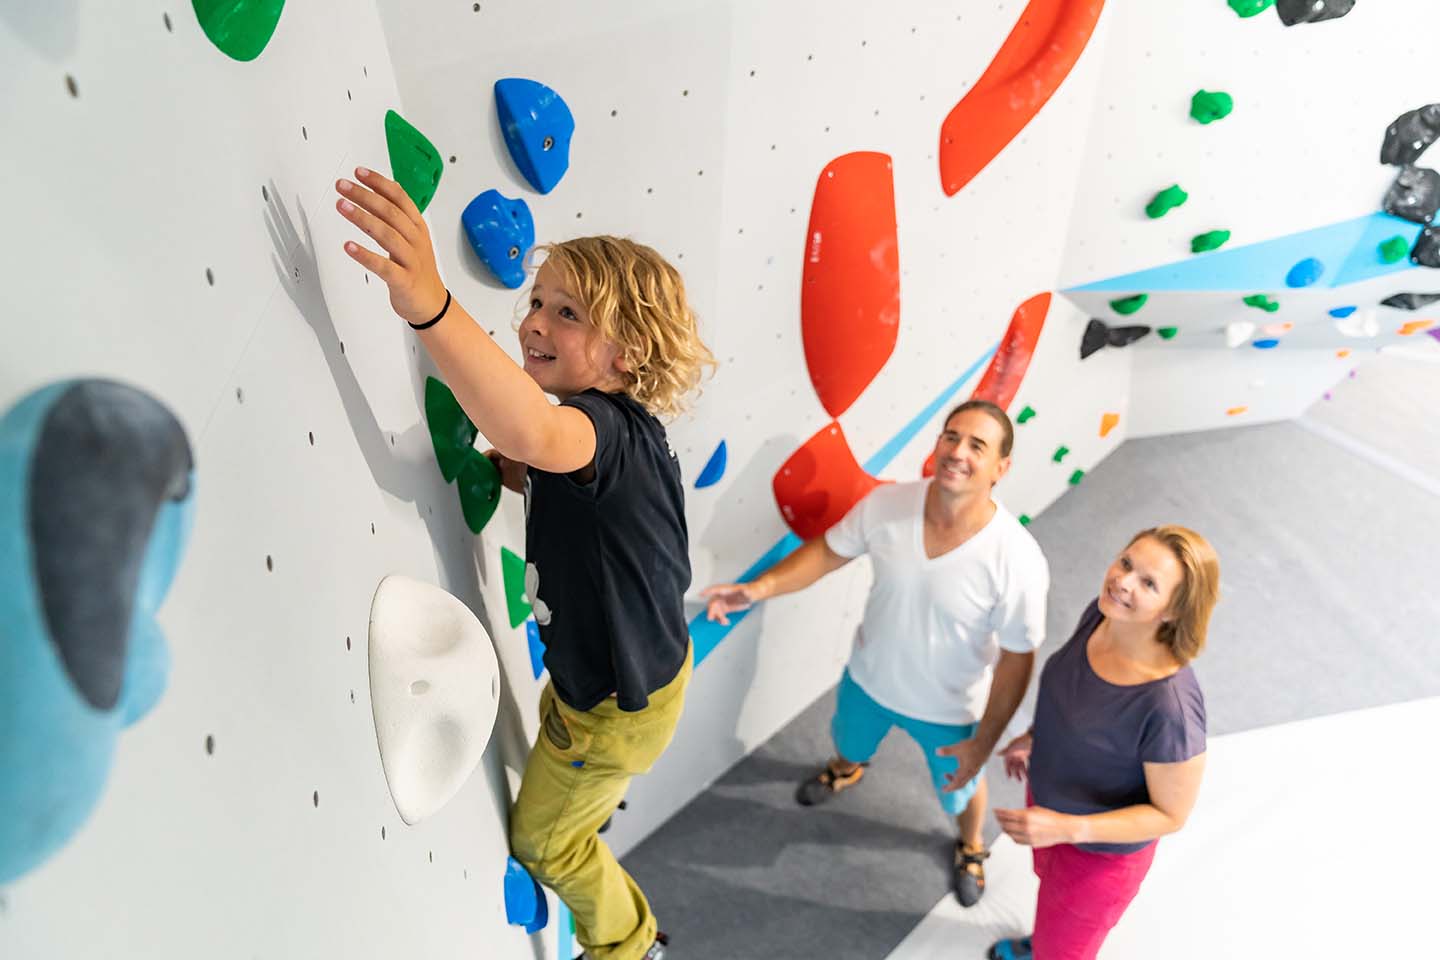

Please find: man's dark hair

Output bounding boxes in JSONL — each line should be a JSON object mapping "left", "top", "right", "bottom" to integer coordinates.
{"left": 943, "top": 399, "right": 1013, "bottom": 457}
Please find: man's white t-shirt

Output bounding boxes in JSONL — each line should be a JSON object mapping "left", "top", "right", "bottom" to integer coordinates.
{"left": 824, "top": 480, "right": 1050, "bottom": 726}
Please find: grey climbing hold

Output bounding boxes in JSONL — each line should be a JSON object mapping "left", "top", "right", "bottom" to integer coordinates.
{"left": 1380, "top": 292, "right": 1440, "bottom": 311}
{"left": 1411, "top": 227, "right": 1440, "bottom": 268}
{"left": 1081, "top": 318, "right": 1151, "bottom": 360}
{"left": 1383, "top": 166, "right": 1440, "bottom": 225}
{"left": 1381, "top": 105, "right": 1440, "bottom": 167}
{"left": 1275, "top": 0, "right": 1355, "bottom": 25}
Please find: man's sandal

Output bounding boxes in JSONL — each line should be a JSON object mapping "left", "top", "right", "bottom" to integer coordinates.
{"left": 795, "top": 760, "right": 868, "bottom": 806}
{"left": 954, "top": 841, "right": 991, "bottom": 907}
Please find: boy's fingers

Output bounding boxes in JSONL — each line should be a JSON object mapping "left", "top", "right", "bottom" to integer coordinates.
{"left": 355, "top": 166, "right": 424, "bottom": 229}
{"left": 337, "top": 191, "right": 414, "bottom": 264}
{"left": 342, "top": 240, "right": 399, "bottom": 284}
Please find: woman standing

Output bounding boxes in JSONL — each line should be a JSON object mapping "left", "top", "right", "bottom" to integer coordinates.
{"left": 988, "top": 526, "right": 1219, "bottom": 960}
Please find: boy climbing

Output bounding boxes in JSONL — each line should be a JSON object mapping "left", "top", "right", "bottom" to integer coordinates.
{"left": 336, "top": 166, "right": 714, "bottom": 960}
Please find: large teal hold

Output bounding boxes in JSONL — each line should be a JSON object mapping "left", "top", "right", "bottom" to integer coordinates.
{"left": 495, "top": 78, "right": 575, "bottom": 194}
{"left": 0, "top": 380, "right": 195, "bottom": 884}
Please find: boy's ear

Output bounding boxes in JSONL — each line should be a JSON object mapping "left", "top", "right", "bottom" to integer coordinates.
{"left": 613, "top": 354, "right": 630, "bottom": 373}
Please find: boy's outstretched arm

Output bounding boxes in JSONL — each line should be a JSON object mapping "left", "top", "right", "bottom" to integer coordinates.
{"left": 335, "top": 166, "right": 595, "bottom": 474}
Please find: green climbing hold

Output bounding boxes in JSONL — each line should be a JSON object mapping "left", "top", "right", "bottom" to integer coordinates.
{"left": 1110, "top": 294, "right": 1149, "bottom": 316}
{"left": 1018, "top": 514, "right": 1032, "bottom": 526}
{"left": 1190, "top": 90, "right": 1234, "bottom": 124}
{"left": 1157, "top": 327, "right": 1179, "bottom": 340}
{"left": 1145, "top": 185, "right": 1188, "bottom": 220}
{"left": 1017, "top": 405, "right": 1037, "bottom": 424}
{"left": 457, "top": 454, "right": 501, "bottom": 535}
{"left": 385, "top": 110, "right": 444, "bottom": 214}
{"left": 1191, "top": 230, "right": 1232, "bottom": 253}
{"left": 1243, "top": 294, "right": 1280, "bottom": 313}
{"left": 192, "top": 0, "right": 286, "bottom": 62}
{"left": 1068, "top": 469, "right": 1085, "bottom": 486}
{"left": 1052, "top": 445, "right": 1070, "bottom": 463}
{"left": 501, "top": 547, "right": 532, "bottom": 629}
{"left": 1227, "top": 0, "right": 1275, "bottom": 17}
{"left": 425, "top": 377, "right": 476, "bottom": 482}
{"left": 1379, "top": 235, "right": 1411, "bottom": 264}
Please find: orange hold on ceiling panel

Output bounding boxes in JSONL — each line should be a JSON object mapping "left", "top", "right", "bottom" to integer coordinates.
{"left": 801, "top": 152, "right": 901, "bottom": 419}
{"left": 970, "top": 292, "right": 1052, "bottom": 411}
{"left": 773, "top": 421, "right": 886, "bottom": 540}
{"left": 1226, "top": 406, "right": 1248, "bottom": 417}
{"left": 939, "top": 0, "right": 1106, "bottom": 196}
{"left": 1100, "top": 412, "right": 1120, "bottom": 437}
{"left": 1398, "top": 320, "right": 1434, "bottom": 336}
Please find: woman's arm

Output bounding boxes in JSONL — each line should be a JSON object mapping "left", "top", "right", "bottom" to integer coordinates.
{"left": 996, "top": 753, "right": 1206, "bottom": 847}
{"left": 335, "top": 167, "right": 596, "bottom": 473}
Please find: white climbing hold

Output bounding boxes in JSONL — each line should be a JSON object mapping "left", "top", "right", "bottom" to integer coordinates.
{"left": 1225, "top": 321, "right": 1256, "bottom": 348}
{"left": 1334, "top": 308, "right": 1379, "bottom": 338}
{"left": 525, "top": 562, "right": 552, "bottom": 626}
{"left": 368, "top": 575, "right": 499, "bottom": 825}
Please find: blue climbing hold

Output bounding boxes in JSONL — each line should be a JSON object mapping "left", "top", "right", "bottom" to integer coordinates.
{"left": 1285, "top": 257, "right": 1324, "bottom": 288}
{"left": 495, "top": 78, "right": 575, "bottom": 194}
{"left": 1252, "top": 339, "right": 1281, "bottom": 349}
{"left": 1329, "top": 305, "right": 1357, "bottom": 318}
{"left": 503, "top": 856, "right": 548, "bottom": 932}
{"left": 462, "top": 189, "right": 534, "bottom": 289}
{"left": 695, "top": 440, "right": 728, "bottom": 489}
{"left": 0, "top": 380, "right": 195, "bottom": 885}
{"left": 526, "top": 619, "right": 546, "bottom": 680}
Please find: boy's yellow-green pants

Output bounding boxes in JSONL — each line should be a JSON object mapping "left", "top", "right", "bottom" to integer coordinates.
{"left": 509, "top": 647, "right": 692, "bottom": 960}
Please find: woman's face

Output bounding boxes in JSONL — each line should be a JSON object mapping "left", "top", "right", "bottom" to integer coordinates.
{"left": 1097, "top": 535, "right": 1184, "bottom": 628}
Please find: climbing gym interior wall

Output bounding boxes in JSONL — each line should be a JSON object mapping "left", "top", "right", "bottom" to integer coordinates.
{"left": 2, "top": 2, "right": 1435, "bottom": 958}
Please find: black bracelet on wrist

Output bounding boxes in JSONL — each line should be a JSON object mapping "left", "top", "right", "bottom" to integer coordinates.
{"left": 409, "top": 289, "right": 451, "bottom": 331}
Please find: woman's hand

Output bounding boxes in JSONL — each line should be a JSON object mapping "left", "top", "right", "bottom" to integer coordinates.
{"left": 994, "top": 805, "right": 1078, "bottom": 848}
{"left": 999, "top": 731, "right": 1033, "bottom": 782}
{"left": 486, "top": 449, "right": 528, "bottom": 494}
{"left": 335, "top": 167, "right": 448, "bottom": 326}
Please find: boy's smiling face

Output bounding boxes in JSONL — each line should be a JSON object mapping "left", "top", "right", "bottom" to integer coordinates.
{"left": 519, "top": 261, "right": 626, "bottom": 399}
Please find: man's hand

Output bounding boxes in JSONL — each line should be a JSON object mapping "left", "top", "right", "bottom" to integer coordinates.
{"left": 994, "top": 805, "right": 1077, "bottom": 848}
{"left": 699, "top": 581, "right": 769, "bottom": 625}
{"left": 936, "top": 738, "right": 989, "bottom": 793}
{"left": 485, "top": 449, "right": 527, "bottom": 493}
{"left": 335, "top": 167, "right": 448, "bottom": 326}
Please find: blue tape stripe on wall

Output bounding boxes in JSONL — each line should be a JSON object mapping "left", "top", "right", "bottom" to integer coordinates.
{"left": 690, "top": 342, "right": 997, "bottom": 666}
{"left": 1066, "top": 213, "right": 1420, "bottom": 293}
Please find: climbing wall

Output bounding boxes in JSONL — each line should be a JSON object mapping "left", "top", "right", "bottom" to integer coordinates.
{"left": 4, "top": 2, "right": 1431, "bottom": 958}
{"left": 1058, "top": 0, "right": 1440, "bottom": 435}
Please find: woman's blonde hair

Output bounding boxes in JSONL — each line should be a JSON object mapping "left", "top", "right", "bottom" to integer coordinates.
{"left": 532, "top": 236, "right": 716, "bottom": 419}
{"left": 1127, "top": 525, "right": 1221, "bottom": 665}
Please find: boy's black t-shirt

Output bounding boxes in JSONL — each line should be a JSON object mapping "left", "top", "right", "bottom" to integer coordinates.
{"left": 524, "top": 389, "right": 691, "bottom": 712}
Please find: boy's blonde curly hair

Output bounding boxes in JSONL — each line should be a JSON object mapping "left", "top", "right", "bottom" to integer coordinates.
{"left": 533, "top": 236, "right": 716, "bottom": 419}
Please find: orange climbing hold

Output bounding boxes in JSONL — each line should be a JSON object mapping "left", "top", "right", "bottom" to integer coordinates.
{"left": 971, "top": 293, "right": 1051, "bottom": 411}
{"left": 1099, "top": 412, "right": 1120, "bottom": 438}
{"left": 939, "top": 0, "right": 1106, "bottom": 195}
{"left": 801, "top": 152, "right": 901, "bottom": 419}
{"left": 1397, "top": 320, "right": 1434, "bottom": 336}
{"left": 1336, "top": 349, "right": 1352, "bottom": 358}
{"left": 1226, "top": 406, "right": 1249, "bottom": 417}
{"left": 773, "top": 421, "right": 885, "bottom": 540}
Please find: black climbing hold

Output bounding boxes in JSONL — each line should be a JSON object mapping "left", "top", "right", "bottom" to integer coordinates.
{"left": 1410, "top": 227, "right": 1440, "bottom": 268}
{"left": 1081, "top": 318, "right": 1151, "bottom": 360}
{"left": 1275, "top": 0, "right": 1355, "bottom": 25}
{"left": 1381, "top": 105, "right": 1440, "bottom": 167}
{"left": 1383, "top": 166, "right": 1440, "bottom": 225}
{"left": 1380, "top": 292, "right": 1440, "bottom": 310}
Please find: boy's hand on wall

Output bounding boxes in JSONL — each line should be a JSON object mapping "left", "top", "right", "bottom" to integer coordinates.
{"left": 485, "top": 449, "right": 528, "bottom": 494}
{"left": 335, "top": 166, "right": 448, "bottom": 326}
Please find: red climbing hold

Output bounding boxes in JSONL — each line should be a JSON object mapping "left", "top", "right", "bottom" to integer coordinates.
{"left": 939, "top": 0, "right": 1106, "bottom": 196}
{"left": 801, "top": 152, "right": 901, "bottom": 419}
{"left": 970, "top": 293, "right": 1051, "bottom": 412}
{"left": 773, "top": 421, "right": 886, "bottom": 540}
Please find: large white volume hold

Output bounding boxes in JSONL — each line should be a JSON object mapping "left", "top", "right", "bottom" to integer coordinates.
{"left": 368, "top": 575, "right": 500, "bottom": 825}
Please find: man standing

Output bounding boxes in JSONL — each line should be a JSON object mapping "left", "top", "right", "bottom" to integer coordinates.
{"left": 702, "top": 400, "right": 1049, "bottom": 906}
